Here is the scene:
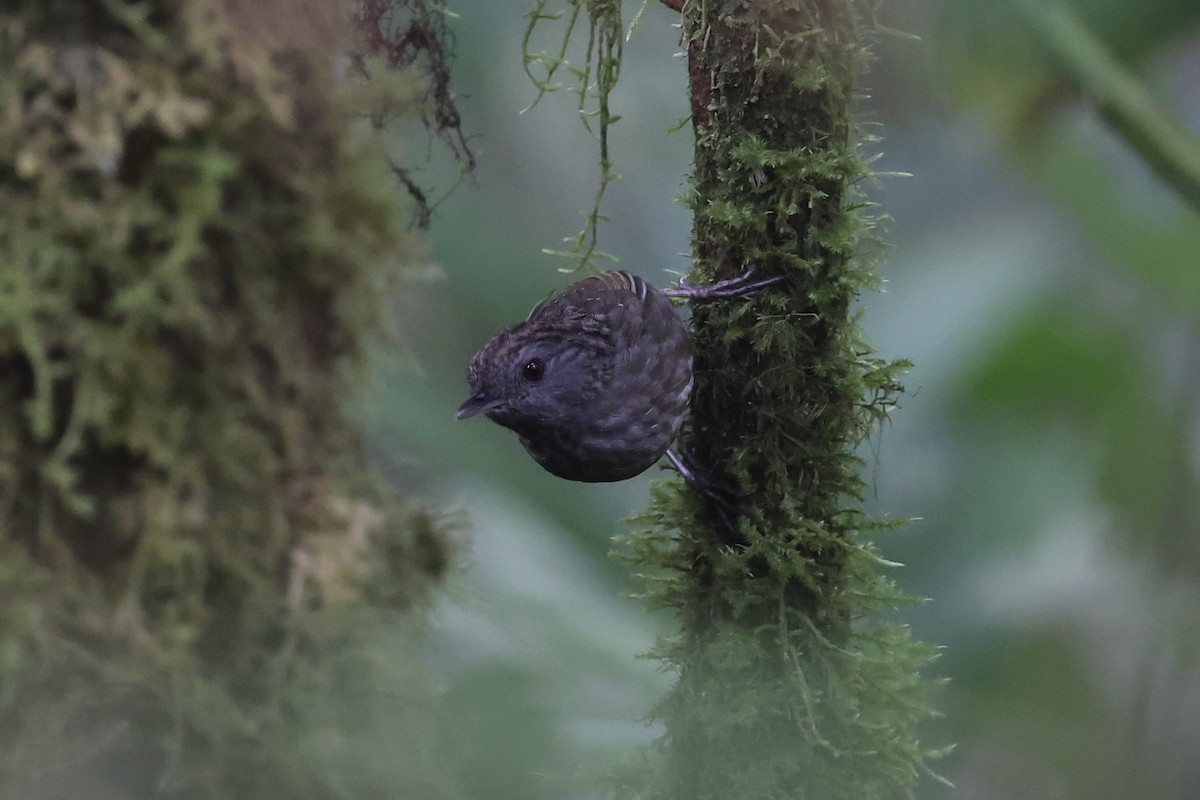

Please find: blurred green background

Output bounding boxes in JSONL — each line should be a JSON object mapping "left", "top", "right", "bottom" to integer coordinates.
{"left": 371, "top": 1, "right": 1200, "bottom": 797}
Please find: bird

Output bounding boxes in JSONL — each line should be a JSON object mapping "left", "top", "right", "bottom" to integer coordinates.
{"left": 456, "top": 267, "right": 780, "bottom": 483}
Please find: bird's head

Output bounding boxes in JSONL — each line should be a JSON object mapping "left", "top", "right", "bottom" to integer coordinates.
{"left": 455, "top": 322, "right": 607, "bottom": 431}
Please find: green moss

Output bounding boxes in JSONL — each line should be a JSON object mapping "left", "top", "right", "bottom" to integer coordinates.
{"left": 0, "top": 2, "right": 451, "bottom": 797}
{"left": 614, "top": 2, "right": 942, "bottom": 798}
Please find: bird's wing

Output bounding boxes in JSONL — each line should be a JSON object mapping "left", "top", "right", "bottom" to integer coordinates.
{"left": 527, "top": 271, "right": 651, "bottom": 332}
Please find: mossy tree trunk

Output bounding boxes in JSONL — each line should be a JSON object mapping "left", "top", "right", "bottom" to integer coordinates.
{"left": 0, "top": 2, "right": 452, "bottom": 797}
{"left": 622, "top": 1, "right": 938, "bottom": 797}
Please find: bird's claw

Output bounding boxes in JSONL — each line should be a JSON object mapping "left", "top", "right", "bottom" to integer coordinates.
{"left": 666, "top": 448, "right": 743, "bottom": 538}
{"left": 662, "top": 266, "right": 784, "bottom": 301}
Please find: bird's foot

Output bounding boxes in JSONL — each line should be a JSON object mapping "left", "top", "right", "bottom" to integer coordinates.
{"left": 661, "top": 266, "right": 784, "bottom": 301}
{"left": 666, "top": 448, "right": 743, "bottom": 537}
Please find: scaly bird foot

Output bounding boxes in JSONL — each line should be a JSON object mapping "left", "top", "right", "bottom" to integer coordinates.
{"left": 661, "top": 266, "right": 784, "bottom": 301}
{"left": 666, "top": 447, "right": 745, "bottom": 539}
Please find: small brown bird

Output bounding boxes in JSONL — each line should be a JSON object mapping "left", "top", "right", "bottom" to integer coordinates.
{"left": 456, "top": 268, "right": 779, "bottom": 482}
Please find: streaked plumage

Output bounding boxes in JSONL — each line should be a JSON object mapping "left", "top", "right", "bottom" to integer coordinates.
{"left": 456, "top": 271, "right": 692, "bottom": 482}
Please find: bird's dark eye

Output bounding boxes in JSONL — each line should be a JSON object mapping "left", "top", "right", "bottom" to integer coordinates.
{"left": 522, "top": 358, "right": 545, "bottom": 382}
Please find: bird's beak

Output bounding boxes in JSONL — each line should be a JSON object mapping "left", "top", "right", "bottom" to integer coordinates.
{"left": 456, "top": 391, "right": 498, "bottom": 420}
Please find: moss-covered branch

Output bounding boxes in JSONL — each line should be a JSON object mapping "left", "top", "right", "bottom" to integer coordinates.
{"left": 617, "top": 1, "right": 940, "bottom": 797}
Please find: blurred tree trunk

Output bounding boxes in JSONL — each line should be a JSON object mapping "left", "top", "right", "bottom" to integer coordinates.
{"left": 0, "top": 2, "right": 452, "bottom": 798}
{"left": 621, "top": 1, "right": 938, "bottom": 797}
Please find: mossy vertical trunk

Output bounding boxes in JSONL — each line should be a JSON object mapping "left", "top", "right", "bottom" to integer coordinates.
{"left": 0, "top": 2, "right": 451, "bottom": 797}
{"left": 621, "top": 2, "right": 937, "bottom": 798}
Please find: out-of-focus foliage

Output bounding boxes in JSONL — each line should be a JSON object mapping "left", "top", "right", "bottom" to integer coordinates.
{"left": 0, "top": 1, "right": 452, "bottom": 797}
{"left": 938, "top": 0, "right": 1200, "bottom": 133}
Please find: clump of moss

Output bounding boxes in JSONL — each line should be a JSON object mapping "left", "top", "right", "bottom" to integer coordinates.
{"left": 0, "top": 1, "right": 452, "bottom": 797}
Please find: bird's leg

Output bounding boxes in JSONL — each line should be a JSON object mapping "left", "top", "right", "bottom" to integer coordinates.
{"left": 661, "top": 266, "right": 784, "bottom": 301}
{"left": 666, "top": 447, "right": 742, "bottom": 536}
